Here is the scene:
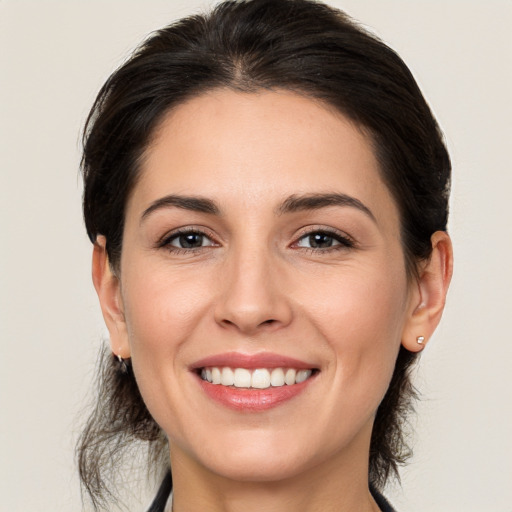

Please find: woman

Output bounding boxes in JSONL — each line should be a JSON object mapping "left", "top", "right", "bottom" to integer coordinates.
{"left": 77, "top": 0, "right": 453, "bottom": 511}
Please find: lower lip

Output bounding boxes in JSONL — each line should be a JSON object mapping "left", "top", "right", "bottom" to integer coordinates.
{"left": 196, "top": 374, "right": 315, "bottom": 411}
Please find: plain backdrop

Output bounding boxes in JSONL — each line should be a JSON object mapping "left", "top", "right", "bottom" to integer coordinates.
{"left": 1, "top": 1, "right": 511, "bottom": 511}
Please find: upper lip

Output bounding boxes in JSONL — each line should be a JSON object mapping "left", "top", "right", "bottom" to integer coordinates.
{"left": 191, "top": 352, "right": 318, "bottom": 370}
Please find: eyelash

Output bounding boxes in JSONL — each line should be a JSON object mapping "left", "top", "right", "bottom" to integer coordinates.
{"left": 292, "top": 228, "right": 355, "bottom": 253}
{"left": 158, "top": 227, "right": 219, "bottom": 255}
{"left": 158, "top": 227, "right": 355, "bottom": 255}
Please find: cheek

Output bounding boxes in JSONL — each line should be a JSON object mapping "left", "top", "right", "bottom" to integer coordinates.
{"left": 300, "top": 263, "right": 408, "bottom": 407}
{"left": 302, "top": 261, "right": 408, "bottom": 346}
{"left": 120, "top": 262, "right": 215, "bottom": 363}
{"left": 118, "top": 263, "right": 216, "bottom": 429}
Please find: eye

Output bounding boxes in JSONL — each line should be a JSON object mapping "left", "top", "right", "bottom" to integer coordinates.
{"left": 295, "top": 230, "right": 354, "bottom": 250}
{"left": 161, "top": 229, "right": 216, "bottom": 251}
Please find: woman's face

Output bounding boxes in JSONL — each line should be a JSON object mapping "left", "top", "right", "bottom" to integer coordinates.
{"left": 111, "top": 89, "right": 421, "bottom": 483}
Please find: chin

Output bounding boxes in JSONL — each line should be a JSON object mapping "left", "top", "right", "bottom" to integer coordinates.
{"left": 170, "top": 415, "right": 371, "bottom": 486}
{"left": 196, "top": 446, "right": 314, "bottom": 483}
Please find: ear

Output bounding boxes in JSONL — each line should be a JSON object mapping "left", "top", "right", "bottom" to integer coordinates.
{"left": 92, "top": 236, "right": 131, "bottom": 358}
{"left": 402, "top": 231, "right": 453, "bottom": 352}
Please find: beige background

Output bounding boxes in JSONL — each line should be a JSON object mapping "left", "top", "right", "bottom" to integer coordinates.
{"left": 1, "top": 1, "right": 511, "bottom": 510}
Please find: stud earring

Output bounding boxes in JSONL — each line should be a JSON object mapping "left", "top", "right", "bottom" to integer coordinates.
{"left": 416, "top": 336, "right": 425, "bottom": 345}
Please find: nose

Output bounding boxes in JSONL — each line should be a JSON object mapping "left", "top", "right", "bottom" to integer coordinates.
{"left": 214, "top": 246, "right": 293, "bottom": 335}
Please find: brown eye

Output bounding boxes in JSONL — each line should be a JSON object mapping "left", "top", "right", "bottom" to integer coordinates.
{"left": 167, "top": 231, "right": 214, "bottom": 249}
{"left": 295, "top": 230, "right": 354, "bottom": 250}
{"left": 306, "top": 233, "right": 336, "bottom": 248}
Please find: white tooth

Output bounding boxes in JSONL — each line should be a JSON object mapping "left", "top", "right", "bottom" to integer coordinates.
{"left": 211, "top": 367, "right": 221, "bottom": 385}
{"left": 206, "top": 368, "right": 212, "bottom": 383}
{"left": 270, "top": 368, "right": 285, "bottom": 387}
{"left": 295, "top": 369, "right": 312, "bottom": 383}
{"left": 251, "top": 368, "right": 271, "bottom": 389}
{"left": 285, "top": 368, "right": 296, "bottom": 385}
{"left": 221, "top": 367, "right": 234, "bottom": 386}
{"left": 233, "top": 368, "right": 252, "bottom": 388}
{"left": 201, "top": 368, "right": 207, "bottom": 380}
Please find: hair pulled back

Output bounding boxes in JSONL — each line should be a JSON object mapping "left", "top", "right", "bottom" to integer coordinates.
{"left": 78, "top": 0, "right": 450, "bottom": 509}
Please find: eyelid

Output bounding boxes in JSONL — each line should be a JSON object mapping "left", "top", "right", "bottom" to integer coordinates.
{"left": 291, "top": 226, "right": 356, "bottom": 249}
{"left": 155, "top": 224, "right": 356, "bottom": 252}
{"left": 157, "top": 226, "right": 220, "bottom": 249}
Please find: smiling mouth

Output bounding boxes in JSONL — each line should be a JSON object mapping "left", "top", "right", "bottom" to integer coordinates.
{"left": 199, "top": 367, "right": 317, "bottom": 389}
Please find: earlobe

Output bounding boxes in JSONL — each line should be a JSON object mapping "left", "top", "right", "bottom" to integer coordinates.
{"left": 92, "top": 236, "right": 131, "bottom": 358}
{"left": 402, "top": 231, "right": 453, "bottom": 352}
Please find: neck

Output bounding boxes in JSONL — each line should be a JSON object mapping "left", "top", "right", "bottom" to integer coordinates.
{"left": 169, "top": 426, "right": 381, "bottom": 512}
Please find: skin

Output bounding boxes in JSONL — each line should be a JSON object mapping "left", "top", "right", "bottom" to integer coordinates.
{"left": 93, "top": 89, "right": 452, "bottom": 512}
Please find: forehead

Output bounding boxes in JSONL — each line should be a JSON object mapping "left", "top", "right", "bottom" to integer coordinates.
{"left": 130, "top": 89, "right": 399, "bottom": 229}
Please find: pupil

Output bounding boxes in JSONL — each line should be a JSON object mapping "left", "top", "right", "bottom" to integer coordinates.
{"left": 310, "top": 233, "right": 332, "bottom": 248}
{"left": 180, "top": 233, "right": 202, "bottom": 248}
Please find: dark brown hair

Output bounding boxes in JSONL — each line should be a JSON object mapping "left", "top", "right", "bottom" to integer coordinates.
{"left": 78, "top": 0, "right": 450, "bottom": 509}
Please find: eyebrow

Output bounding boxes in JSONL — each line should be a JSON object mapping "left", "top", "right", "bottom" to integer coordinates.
{"left": 277, "top": 193, "right": 376, "bottom": 222}
{"left": 141, "top": 195, "right": 220, "bottom": 222}
{"left": 140, "top": 192, "right": 375, "bottom": 223}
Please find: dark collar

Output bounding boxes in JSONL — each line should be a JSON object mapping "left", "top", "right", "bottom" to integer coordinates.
{"left": 371, "top": 484, "right": 397, "bottom": 512}
{"left": 147, "top": 471, "right": 172, "bottom": 512}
